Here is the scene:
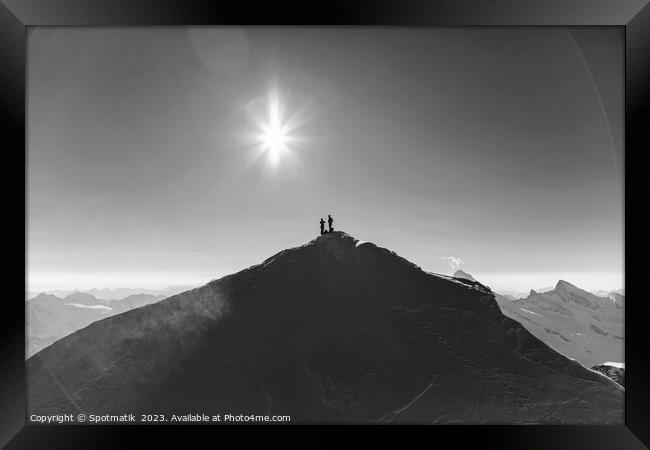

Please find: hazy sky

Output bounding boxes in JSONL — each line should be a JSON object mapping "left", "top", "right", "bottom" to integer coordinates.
{"left": 28, "top": 27, "right": 624, "bottom": 293}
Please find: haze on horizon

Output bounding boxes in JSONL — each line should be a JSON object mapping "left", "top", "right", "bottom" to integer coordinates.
{"left": 27, "top": 27, "right": 624, "bottom": 294}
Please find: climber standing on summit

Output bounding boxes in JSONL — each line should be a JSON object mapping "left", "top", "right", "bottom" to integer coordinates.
{"left": 319, "top": 217, "right": 326, "bottom": 235}
{"left": 327, "top": 214, "right": 334, "bottom": 233}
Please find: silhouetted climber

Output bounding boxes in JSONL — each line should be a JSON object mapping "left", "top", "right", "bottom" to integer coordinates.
{"left": 319, "top": 218, "right": 325, "bottom": 235}
{"left": 328, "top": 214, "right": 334, "bottom": 232}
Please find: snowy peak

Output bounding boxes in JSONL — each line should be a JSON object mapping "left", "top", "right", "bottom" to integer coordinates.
{"left": 313, "top": 230, "right": 362, "bottom": 258}
{"left": 555, "top": 279, "right": 587, "bottom": 295}
{"left": 453, "top": 269, "right": 476, "bottom": 282}
{"left": 254, "top": 231, "right": 427, "bottom": 283}
{"left": 553, "top": 281, "right": 614, "bottom": 312}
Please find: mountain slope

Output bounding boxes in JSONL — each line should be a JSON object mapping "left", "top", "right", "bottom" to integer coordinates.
{"left": 27, "top": 232, "right": 623, "bottom": 423}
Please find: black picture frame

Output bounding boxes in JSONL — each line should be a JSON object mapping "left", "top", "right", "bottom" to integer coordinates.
{"left": 1, "top": 0, "right": 648, "bottom": 448}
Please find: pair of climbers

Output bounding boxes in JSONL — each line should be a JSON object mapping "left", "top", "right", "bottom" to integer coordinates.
{"left": 319, "top": 214, "right": 334, "bottom": 235}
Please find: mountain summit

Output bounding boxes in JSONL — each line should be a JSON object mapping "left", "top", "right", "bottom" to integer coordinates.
{"left": 27, "top": 232, "right": 622, "bottom": 423}
{"left": 453, "top": 269, "right": 476, "bottom": 282}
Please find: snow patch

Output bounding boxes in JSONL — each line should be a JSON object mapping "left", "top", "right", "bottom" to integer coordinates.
{"left": 64, "top": 303, "right": 112, "bottom": 311}
{"left": 602, "top": 362, "right": 625, "bottom": 369}
{"left": 520, "top": 308, "right": 543, "bottom": 317}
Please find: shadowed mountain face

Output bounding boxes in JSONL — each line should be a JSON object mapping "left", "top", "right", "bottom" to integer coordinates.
{"left": 494, "top": 281, "right": 623, "bottom": 368}
{"left": 27, "top": 232, "right": 623, "bottom": 424}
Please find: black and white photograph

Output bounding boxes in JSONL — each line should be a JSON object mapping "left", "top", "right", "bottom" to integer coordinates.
{"left": 25, "top": 26, "right": 626, "bottom": 426}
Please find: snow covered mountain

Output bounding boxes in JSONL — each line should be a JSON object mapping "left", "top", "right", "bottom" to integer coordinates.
{"left": 452, "top": 269, "right": 476, "bottom": 282}
{"left": 493, "top": 280, "right": 623, "bottom": 368}
{"left": 27, "top": 232, "right": 622, "bottom": 423}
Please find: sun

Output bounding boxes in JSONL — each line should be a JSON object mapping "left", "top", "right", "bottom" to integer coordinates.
{"left": 242, "top": 88, "right": 309, "bottom": 170}
{"left": 256, "top": 95, "right": 292, "bottom": 166}
{"left": 259, "top": 104, "right": 288, "bottom": 166}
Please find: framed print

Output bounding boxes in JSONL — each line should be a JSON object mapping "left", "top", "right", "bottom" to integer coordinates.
{"left": 1, "top": 0, "right": 648, "bottom": 448}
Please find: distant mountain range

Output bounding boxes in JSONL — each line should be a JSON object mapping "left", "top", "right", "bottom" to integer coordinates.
{"left": 451, "top": 272, "right": 624, "bottom": 369}
{"left": 494, "top": 286, "right": 557, "bottom": 300}
{"left": 591, "top": 289, "right": 625, "bottom": 303}
{"left": 85, "top": 286, "right": 195, "bottom": 300}
{"left": 26, "top": 291, "right": 169, "bottom": 358}
{"left": 494, "top": 287, "right": 623, "bottom": 302}
{"left": 27, "top": 285, "right": 195, "bottom": 301}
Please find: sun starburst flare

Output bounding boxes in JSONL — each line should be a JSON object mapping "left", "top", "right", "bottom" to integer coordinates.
{"left": 258, "top": 97, "right": 289, "bottom": 166}
{"left": 240, "top": 88, "right": 310, "bottom": 170}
